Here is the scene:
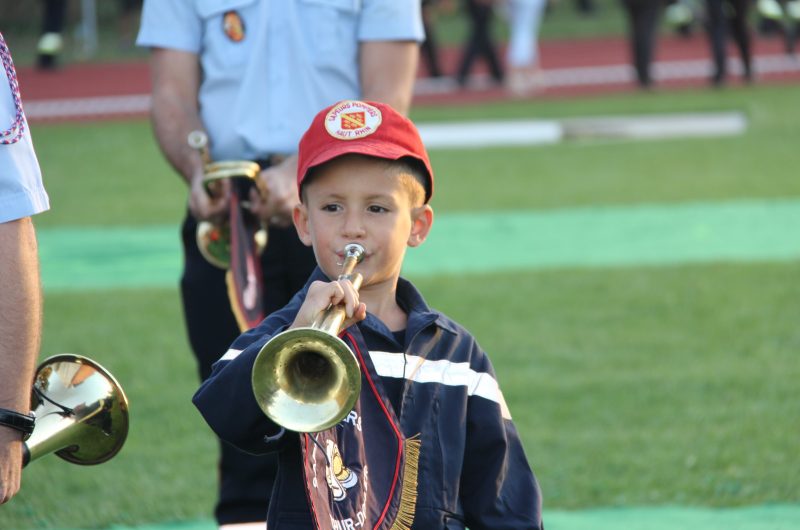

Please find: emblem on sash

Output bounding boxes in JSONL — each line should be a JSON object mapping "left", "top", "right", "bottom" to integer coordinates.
{"left": 325, "top": 439, "right": 359, "bottom": 501}
{"left": 223, "top": 11, "right": 245, "bottom": 42}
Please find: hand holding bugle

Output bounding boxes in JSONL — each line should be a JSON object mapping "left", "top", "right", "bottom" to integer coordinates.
{"left": 186, "top": 131, "right": 268, "bottom": 269}
{"left": 251, "top": 244, "right": 366, "bottom": 432}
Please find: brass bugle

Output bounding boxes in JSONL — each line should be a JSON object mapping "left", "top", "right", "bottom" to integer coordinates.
{"left": 251, "top": 243, "right": 366, "bottom": 432}
{"left": 187, "top": 130, "right": 267, "bottom": 269}
{"left": 23, "top": 354, "right": 129, "bottom": 467}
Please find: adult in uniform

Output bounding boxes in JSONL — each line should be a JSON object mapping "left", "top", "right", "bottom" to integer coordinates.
{"left": 0, "top": 32, "right": 50, "bottom": 505}
{"left": 136, "top": 2, "right": 423, "bottom": 528}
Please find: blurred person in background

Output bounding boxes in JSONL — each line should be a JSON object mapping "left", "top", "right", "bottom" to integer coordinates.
{"left": 505, "top": 0, "right": 549, "bottom": 97}
{"left": 756, "top": 0, "right": 798, "bottom": 54}
{"left": 136, "top": 2, "right": 423, "bottom": 528}
{"left": 704, "top": 0, "right": 753, "bottom": 85}
{"left": 118, "top": 0, "right": 143, "bottom": 49}
{"left": 456, "top": 0, "right": 505, "bottom": 88}
{"left": 575, "top": 0, "right": 596, "bottom": 14}
{"left": 37, "top": 0, "right": 68, "bottom": 69}
{"left": 422, "top": 0, "right": 445, "bottom": 78}
{"left": 0, "top": 32, "right": 50, "bottom": 505}
{"left": 619, "top": 0, "right": 665, "bottom": 88}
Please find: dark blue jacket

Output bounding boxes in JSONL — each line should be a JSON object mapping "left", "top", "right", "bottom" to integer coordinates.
{"left": 193, "top": 268, "right": 543, "bottom": 529}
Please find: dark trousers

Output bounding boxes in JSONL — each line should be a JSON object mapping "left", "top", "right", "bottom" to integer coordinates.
{"left": 422, "top": 0, "right": 442, "bottom": 77}
{"left": 704, "top": 0, "right": 752, "bottom": 84}
{"left": 41, "top": 0, "right": 67, "bottom": 33}
{"left": 38, "top": 0, "right": 67, "bottom": 68}
{"left": 457, "top": 0, "right": 504, "bottom": 85}
{"left": 620, "top": 0, "right": 663, "bottom": 88}
{"left": 421, "top": 25, "right": 442, "bottom": 78}
{"left": 180, "top": 214, "right": 316, "bottom": 525}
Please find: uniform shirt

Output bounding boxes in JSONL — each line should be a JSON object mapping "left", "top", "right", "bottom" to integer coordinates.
{"left": 194, "top": 268, "right": 544, "bottom": 529}
{"left": 136, "top": 0, "right": 424, "bottom": 161}
{"left": 0, "top": 34, "right": 49, "bottom": 223}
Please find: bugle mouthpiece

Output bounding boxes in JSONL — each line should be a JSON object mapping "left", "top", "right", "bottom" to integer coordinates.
{"left": 344, "top": 243, "right": 365, "bottom": 263}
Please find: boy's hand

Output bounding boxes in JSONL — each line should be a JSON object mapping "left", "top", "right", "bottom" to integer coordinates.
{"left": 291, "top": 279, "right": 367, "bottom": 330}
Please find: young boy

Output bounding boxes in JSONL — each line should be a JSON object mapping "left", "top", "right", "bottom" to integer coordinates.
{"left": 193, "top": 100, "right": 543, "bottom": 530}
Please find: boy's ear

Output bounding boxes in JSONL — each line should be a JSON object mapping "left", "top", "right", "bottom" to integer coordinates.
{"left": 292, "top": 203, "right": 313, "bottom": 247}
{"left": 407, "top": 205, "right": 433, "bottom": 248}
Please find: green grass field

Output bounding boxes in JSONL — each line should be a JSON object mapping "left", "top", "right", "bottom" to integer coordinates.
{"left": 2, "top": 83, "right": 800, "bottom": 528}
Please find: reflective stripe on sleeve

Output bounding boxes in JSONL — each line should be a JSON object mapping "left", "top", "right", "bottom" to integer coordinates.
{"left": 219, "top": 348, "right": 243, "bottom": 361}
{"left": 369, "top": 351, "right": 512, "bottom": 420}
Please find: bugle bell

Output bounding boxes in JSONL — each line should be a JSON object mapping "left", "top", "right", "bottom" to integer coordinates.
{"left": 251, "top": 243, "right": 365, "bottom": 432}
{"left": 187, "top": 130, "right": 268, "bottom": 269}
{"left": 23, "top": 354, "right": 129, "bottom": 467}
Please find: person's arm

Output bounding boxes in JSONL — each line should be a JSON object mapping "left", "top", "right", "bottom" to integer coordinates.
{"left": 193, "top": 301, "right": 304, "bottom": 454}
{"left": 460, "top": 350, "right": 543, "bottom": 530}
{"left": 149, "top": 47, "right": 203, "bottom": 184}
{"left": 359, "top": 40, "right": 420, "bottom": 115}
{"left": 149, "top": 47, "right": 228, "bottom": 221}
{"left": 0, "top": 217, "right": 42, "bottom": 504}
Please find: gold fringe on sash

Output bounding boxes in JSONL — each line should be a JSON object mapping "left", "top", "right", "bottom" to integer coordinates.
{"left": 390, "top": 435, "right": 421, "bottom": 530}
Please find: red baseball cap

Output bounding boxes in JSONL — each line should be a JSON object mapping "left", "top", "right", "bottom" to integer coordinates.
{"left": 297, "top": 100, "right": 434, "bottom": 202}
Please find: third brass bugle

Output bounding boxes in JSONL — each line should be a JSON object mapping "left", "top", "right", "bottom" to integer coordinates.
{"left": 251, "top": 243, "right": 365, "bottom": 432}
{"left": 187, "top": 130, "right": 267, "bottom": 269}
{"left": 23, "top": 354, "right": 129, "bottom": 467}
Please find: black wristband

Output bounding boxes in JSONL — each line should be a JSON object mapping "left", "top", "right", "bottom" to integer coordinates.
{"left": 0, "top": 408, "right": 35, "bottom": 440}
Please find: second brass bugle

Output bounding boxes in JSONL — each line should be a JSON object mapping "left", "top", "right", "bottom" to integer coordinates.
{"left": 187, "top": 130, "right": 267, "bottom": 269}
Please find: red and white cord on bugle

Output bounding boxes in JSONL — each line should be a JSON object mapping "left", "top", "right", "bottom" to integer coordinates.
{"left": 187, "top": 130, "right": 268, "bottom": 331}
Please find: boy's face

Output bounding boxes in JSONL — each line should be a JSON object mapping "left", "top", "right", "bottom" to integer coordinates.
{"left": 293, "top": 156, "right": 432, "bottom": 287}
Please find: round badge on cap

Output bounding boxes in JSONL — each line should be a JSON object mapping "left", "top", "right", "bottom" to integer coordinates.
{"left": 324, "top": 100, "right": 382, "bottom": 141}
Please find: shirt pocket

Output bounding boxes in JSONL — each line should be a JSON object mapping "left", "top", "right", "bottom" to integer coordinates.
{"left": 197, "top": 0, "right": 258, "bottom": 67}
{"left": 298, "top": 0, "right": 361, "bottom": 61}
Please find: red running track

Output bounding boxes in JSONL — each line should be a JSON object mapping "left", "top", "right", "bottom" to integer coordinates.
{"left": 14, "top": 33, "right": 800, "bottom": 122}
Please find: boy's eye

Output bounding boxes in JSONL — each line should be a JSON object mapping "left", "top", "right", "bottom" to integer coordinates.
{"left": 321, "top": 204, "right": 341, "bottom": 212}
{"left": 367, "top": 205, "right": 388, "bottom": 213}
